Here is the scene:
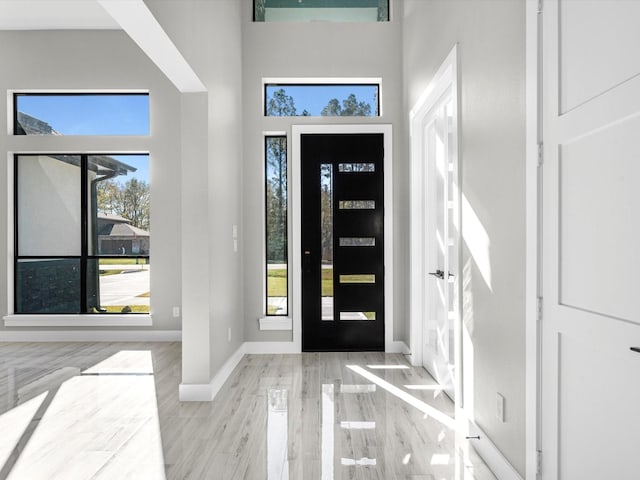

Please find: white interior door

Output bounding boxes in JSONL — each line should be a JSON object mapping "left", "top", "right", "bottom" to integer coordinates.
{"left": 410, "top": 47, "right": 460, "bottom": 402}
{"left": 541, "top": 1, "right": 640, "bottom": 478}
{"left": 422, "top": 96, "right": 457, "bottom": 399}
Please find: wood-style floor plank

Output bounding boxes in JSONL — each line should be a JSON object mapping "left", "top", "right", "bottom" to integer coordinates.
{"left": 0, "top": 342, "right": 495, "bottom": 480}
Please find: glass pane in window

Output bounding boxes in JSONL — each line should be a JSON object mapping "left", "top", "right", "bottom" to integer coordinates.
{"left": 339, "top": 274, "right": 375, "bottom": 284}
{"left": 254, "top": 0, "right": 389, "bottom": 22}
{"left": 339, "top": 237, "right": 376, "bottom": 247}
{"left": 340, "top": 311, "right": 376, "bottom": 321}
{"left": 265, "top": 84, "right": 379, "bottom": 117}
{"left": 266, "top": 137, "right": 288, "bottom": 315}
{"left": 17, "top": 155, "right": 81, "bottom": 256}
{"left": 16, "top": 258, "right": 81, "bottom": 313}
{"left": 90, "top": 154, "right": 150, "bottom": 256}
{"left": 338, "top": 200, "right": 375, "bottom": 210}
{"left": 321, "top": 163, "right": 334, "bottom": 321}
{"left": 338, "top": 163, "right": 375, "bottom": 172}
{"left": 87, "top": 258, "right": 150, "bottom": 314}
{"left": 14, "top": 94, "right": 149, "bottom": 135}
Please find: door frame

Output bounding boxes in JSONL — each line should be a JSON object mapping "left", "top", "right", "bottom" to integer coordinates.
{"left": 291, "top": 124, "right": 394, "bottom": 352}
{"left": 525, "top": 1, "right": 540, "bottom": 479}
{"left": 409, "top": 45, "right": 461, "bottom": 404}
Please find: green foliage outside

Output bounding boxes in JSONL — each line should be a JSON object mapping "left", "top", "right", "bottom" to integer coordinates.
{"left": 97, "top": 177, "right": 150, "bottom": 231}
{"left": 265, "top": 90, "right": 377, "bottom": 304}
{"left": 99, "top": 258, "right": 148, "bottom": 265}
{"left": 321, "top": 268, "right": 334, "bottom": 297}
{"left": 267, "top": 88, "right": 375, "bottom": 117}
{"left": 265, "top": 137, "right": 287, "bottom": 267}
{"left": 267, "top": 268, "right": 334, "bottom": 298}
{"left": 267, "top": 268, "right": 287, "bottom": 297}
{"left": 264, "top": 89, "right": 374, "bottom": 271}
{"left": 320, "top": 93, "right": 372, "bottom": 116}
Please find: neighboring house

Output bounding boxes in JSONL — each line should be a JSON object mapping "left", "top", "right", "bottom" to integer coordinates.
{"left": 97, "top": 213, "right": 150, "bottom": 255}
{"left": 15, "top": 111, "right": 60, "bottom": 135}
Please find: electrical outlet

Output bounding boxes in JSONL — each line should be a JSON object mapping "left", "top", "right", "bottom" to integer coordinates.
{"left": 227, "top": 327, "right": 231, "bottom": 342}
{"left": 172, "top": 306, "right": 180, "bottom": 318}
{"left": 233, "top": 239, "right": 238, "bottom": 253}
{"left": 232, "top": 224, "right": 238, "bottom": 239}
{"left": 496, "top": 393, "right": 505, "bottom": 422}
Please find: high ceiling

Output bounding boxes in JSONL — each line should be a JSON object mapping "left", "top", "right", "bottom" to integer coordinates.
{"left": 0, "top": 0, "right": 119, "bottom": 30}
{"left": 0, "top": 0, "right": 206, "bottom": 92}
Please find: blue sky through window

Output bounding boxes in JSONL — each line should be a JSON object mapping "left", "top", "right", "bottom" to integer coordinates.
{"left": 109, "top": 154, "right": 150, "bottom": 184}
{"left": 16, "top": 94, "right": 149, "bottom": 136}
{"left": 15, "top": 94, "right": 150, "bottom": 183}
{"left": 265, "top": 84, "right": 379, "bottom": 116}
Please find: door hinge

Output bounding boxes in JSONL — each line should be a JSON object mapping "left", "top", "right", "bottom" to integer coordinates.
{"left": 537, "top": 142, "right": 544, "bottom": 167}
{"left": 536, "top": 296, "right": 543, "bottom": 322}
{"left": 536, "top": 450, "right": 542, "bottom": 475}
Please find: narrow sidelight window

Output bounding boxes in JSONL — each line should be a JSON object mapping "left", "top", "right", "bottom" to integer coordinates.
{"left": 320, "top": 163, "right": 334, "bottom": 320}
{"left": 265, "top": 136, "right": 288, "bottom": 316}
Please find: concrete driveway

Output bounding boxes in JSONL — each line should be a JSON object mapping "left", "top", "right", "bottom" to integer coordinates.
{"left": 99, "top": 267, "right": 150, "bottom": 307}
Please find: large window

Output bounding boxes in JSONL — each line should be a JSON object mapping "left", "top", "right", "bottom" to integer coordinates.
{"left": 14, "top": 93, "right": 149, "bottom": 136}
{"left": 14, "top": 154, "right": 150, "bottom": 314}
{"left": 265, "top": 136, "right": 288, "bottom": 316}
{"left": 265, "top": 83, "right": 380, "bottom": 117}
{"left": 254, "top": 0, "right": 389, "bottom": 22}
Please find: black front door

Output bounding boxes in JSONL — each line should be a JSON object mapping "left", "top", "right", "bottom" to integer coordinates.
{"left": 301, "top": 133, "right": 385, "bottom": 351}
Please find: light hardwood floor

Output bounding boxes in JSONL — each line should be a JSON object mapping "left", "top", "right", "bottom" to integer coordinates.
{"left": 0, "top": 342, "right": 495, "bottom": 480}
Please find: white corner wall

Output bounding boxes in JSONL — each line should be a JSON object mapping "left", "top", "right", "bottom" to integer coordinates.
{"left": 0, "top": 29, "right": 182, "bottom": 335}
{"left": 402, "top": 0, "right": 527, "bottom": 476}
{"left": 241, "top": 1, "right": 408, "bottom": 346}
{"left": 142, "top": 0, "right": 244, "bottom": 391}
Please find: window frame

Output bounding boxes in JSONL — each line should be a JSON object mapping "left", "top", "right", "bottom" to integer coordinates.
{"left": 264, "top": 135, "right": 289, "bottom": 317}
{"left": 12, "top": 153, "right": 150, "bottom": 317}
{"left": 262, "top": 78, "right": 383, "bottom": 117}
{"left": 12, "top": 91, "right": 150, "bottom": 136}
{"left": 253, "top": 0, "right": 390, "bottom": 23}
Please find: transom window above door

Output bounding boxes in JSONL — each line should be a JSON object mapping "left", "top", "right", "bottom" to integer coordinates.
{"left": 264, "top": 81, "right": 381, "bottom": 117}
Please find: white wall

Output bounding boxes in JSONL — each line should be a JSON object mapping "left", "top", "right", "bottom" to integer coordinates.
{"left": 402, "top": 0, "right": 526, "bottom": 475}
{"left": 0, "top": 29, "right": 182, "bottom": 332}
{"left": 241, "top": 2, "right": 408, "bottom": 344}
{"left": 142, "top": 0, "right": 244, "bottom": 383}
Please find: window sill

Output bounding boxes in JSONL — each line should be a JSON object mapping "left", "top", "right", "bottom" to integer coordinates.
{"left": 2, "top": 314, "right": 152, "bottom": 327}
{"left": 259, "top": 316, "right": 292, "bottom": 331}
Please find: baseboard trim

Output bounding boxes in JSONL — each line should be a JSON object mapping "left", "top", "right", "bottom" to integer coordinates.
{"left": 210, "top": 343, "right": 246, "bottom": 399}
{"left": 177, "top": 383, "right": 213, "bottom": 402}
{"left": 467, "top": 420, "right": 524, "bottom": 480}
{"left": 0, "top": 330, "right": 181, "bottom": 342}
{"left": 386, "top": 340, "right": 410, "bottom": 354}
{"left": 3, "top": 314, "right": 152, "bottom": 327}
{"left": 179, "top": 343, "right": 246, "bottom": 402}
